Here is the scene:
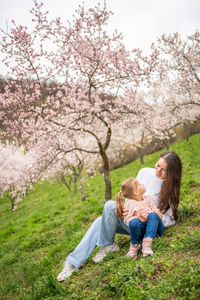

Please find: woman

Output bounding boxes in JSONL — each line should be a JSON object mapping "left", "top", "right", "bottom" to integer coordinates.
{"left": 57, "top": 151, "right": 182, "bottom": 281}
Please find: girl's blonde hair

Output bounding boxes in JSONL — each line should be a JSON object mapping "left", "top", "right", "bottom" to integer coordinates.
{"left": 115, "top": 178, "right": 138, "bottom": 217}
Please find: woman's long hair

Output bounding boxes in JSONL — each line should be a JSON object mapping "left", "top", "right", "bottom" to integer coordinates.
{"left": 158, "top": 151, "right": 182, "bottom": 220}
{"left": 115, "top": 178, "right": 137, "bottom": 217}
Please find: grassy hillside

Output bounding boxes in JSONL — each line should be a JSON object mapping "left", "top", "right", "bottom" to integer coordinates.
{"left": 0, "top": 134, "right": 200, "bottom": 300}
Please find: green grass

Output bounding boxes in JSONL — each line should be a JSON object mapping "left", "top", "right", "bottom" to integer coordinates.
{"left": 0, "top": 133, "right": 200, "bottom": 300}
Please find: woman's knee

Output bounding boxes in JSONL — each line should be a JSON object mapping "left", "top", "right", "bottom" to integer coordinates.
{"left": 94, "top": 216, "right": 102, "bottom": 224}
{"left": 104, "top": 200, "right": 116, "bottom": 215}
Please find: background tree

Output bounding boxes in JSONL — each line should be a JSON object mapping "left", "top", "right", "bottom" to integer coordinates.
{"left": 43, "top": 149, "right": 99, "bottom": 202}
{"left": 150, "top": 30, "right": 200, "bottom": 134}
{"left": 0, "top": 142, "right": 45, "bottom": 210}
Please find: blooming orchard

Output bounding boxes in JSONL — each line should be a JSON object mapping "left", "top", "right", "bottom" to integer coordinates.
{"left": 0, "top": 1, "right": 158, "bottom": 200}
{"left": 1, "top": 1, "right": 199, "bottom": 203}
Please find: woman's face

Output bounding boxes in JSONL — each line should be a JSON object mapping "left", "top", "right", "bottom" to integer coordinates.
{"left": 155, "top": 158, "right": 167, "bottom": 179}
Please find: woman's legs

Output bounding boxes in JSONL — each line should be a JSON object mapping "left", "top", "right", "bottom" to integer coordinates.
{"left": 58, "top": 201, "right": 130, "bottom": 280}
{"left": 97, "top": 200, "right": 129, "bottom": 246}
{"left": 92, "top": 201, "right": 129, "bottom": 263}
{"left": 58, "top": 216, "right": 103, "bottom": 281}
{"left": 67, "top": 200, "right": 129, "bottom": 269}
{"left": 67, "top": 216, "right": 101, "bottom": 269}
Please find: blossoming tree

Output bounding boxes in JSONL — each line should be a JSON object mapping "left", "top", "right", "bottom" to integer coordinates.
{"left": 43, "top": 146, "right": 99, "bottom": 201}
{"left": 150, "top": 30, "right": 200, "bottom": 133}
{"left": 0, "top": 143, "right": 42, "bottom": 209}
{"left": 0, "top": 1, "right": 158, "bottom": 200}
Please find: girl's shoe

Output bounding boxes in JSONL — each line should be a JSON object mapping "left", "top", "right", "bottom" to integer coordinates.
{"left": 142, "top": 237, "right": 153, "bottom": 257}
{"left": 126, "top": 244, "right": 141, "bottom": 258}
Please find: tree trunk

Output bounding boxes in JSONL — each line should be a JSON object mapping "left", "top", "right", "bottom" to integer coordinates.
{"left": 94, "top": 125, "right": 112, "bottom": 201}
{"left": 140, "top": 154, "right": 144, "bottom": 164}
{"left": 78, "top": 173, "right": 86, "bottom": 201}
{"left": 8, "top": 195, "right": 15, "bottom": 210}
{"left": 137, "top": 147, "right": 144, "bottom": 164}
{"left": 60, "top": 174, "right": 71, "bottom": 191}
{"left": 163, "top": 140, "right": 170, "bottom": 151}
{"left": 73, "top": 176, "right": 77, "bottom": 193}
{"left": 101, "top": 151, "right": 112, "bottom": 201}
{"left": 165, "top": 143, "right": 169, "bottom": 151}
{"left": 184, "top": 123, "right": 190, "bottom": 141}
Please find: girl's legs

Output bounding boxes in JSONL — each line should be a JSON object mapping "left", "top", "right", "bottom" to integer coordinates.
{"left": 129, "top": 218, "right": 146, "bottom": 244}
{"left": 144, "top": 212, "right": 165, "bottom": 239}
{"left": 127, "top": 218, "right": 146, "bottom": 257}
{"left": 142, "top": 212, "right": 165, "bottom": 257}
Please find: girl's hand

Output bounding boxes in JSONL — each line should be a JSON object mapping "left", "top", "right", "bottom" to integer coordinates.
{"left": 122, "top": 208, "right": 129, "bottom": 218}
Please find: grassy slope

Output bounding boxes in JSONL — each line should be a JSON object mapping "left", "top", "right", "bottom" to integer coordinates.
{"left": 0, "top": 134, "right": 200, "bottom": 300}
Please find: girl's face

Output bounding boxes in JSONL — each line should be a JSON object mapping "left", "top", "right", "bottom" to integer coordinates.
{"left": 135, "top": 180, "right": 146, "bottom": 196}
{"left": 155, "top": 158, "right": 167, "bottom": 179}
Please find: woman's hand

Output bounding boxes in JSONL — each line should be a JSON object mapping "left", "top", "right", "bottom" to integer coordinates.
{"left": 122, "top": 208, "right": 129, "bottom": 218}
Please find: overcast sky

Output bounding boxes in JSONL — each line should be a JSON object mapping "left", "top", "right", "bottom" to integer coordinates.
{"left": 1, "top": 0, "right": 200, "bottom": 75}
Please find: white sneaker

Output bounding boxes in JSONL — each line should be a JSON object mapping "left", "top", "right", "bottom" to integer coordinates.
{"left": 92, "top": 242, "right": 120, "bottom": 263}
{"left": 57, "top": 260, "right": 76, "bottom": 282}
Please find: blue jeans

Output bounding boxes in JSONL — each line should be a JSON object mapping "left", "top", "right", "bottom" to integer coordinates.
{"left": 129, "top": 212, "right": 165, "bottom": 245}
{"left": 67, "top": 200, "right": 129, "bottom": 269}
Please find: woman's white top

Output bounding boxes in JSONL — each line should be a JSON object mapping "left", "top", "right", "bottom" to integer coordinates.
{"left": 136, "top": 167, "right": 175, "bottom": 227}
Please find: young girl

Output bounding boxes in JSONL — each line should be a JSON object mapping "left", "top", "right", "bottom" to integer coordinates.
{"left": 116, "top": 177, "right": 163, "bottom": 258}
